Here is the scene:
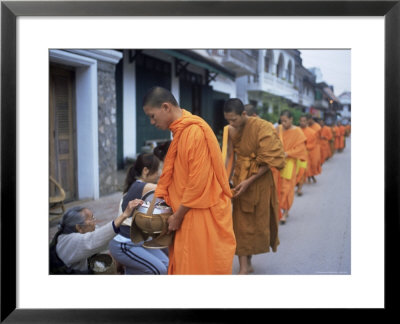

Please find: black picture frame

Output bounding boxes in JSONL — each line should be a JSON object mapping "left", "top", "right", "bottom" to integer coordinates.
{"left": 1, "top": 0, "right": 399, "bottom": 322}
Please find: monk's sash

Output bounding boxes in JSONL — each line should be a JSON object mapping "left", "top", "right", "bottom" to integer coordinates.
{"left": 296, "top": 159, "right": 307, "bottom": 174}
{"left": 234, "top": 153, "right": 258, "bottom": 185}
{"left": 277, "top": 125, "right": 307, "bottom": 180}
{"left": 280, "top": 157, "right": 295, "bottom": 180}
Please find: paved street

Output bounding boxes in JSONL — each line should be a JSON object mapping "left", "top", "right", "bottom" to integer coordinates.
{"left": 232, "top": 138, "right": 351, "bottom": 275}
{"left": 50, "top": 138, "right": 351, "bottom": 275}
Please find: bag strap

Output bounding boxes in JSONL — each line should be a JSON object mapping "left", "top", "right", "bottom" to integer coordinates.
{"left": 146, "top": 196, "right": 157, "bottom": 216}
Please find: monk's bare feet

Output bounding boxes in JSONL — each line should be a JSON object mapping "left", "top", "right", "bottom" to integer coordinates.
{"left": 238, "top": 256, "right": 251, "bottom": 274}
{"left": 246, "top": 255, "right": 254, "bottom": 273}
{"left": 238, "top": 269, "right": 249, "bottom": 275}
{"left": 280, "top": 210, "right": 288, "bottom": 224}
{"left": 296, "top": 183, "right": 303, "bottom": 196}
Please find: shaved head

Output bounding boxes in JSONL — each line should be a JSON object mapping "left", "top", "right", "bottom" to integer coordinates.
{"left": 143, "top": 86, "right": 179, "bottom": 108}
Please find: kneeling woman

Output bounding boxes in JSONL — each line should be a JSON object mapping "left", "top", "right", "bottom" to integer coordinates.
{"left": 50, "top": 200, "right": 142, "bottom": 274}
{"left": 109, "top": 153, "right": 169, "bottom": 275}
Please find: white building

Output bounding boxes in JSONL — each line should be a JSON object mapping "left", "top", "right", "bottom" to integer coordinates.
{"left": 235, "top": 49, "right": 314, "bottom": 119}
{"left": 338, "top": 91, "right": 351, "bottom": 121}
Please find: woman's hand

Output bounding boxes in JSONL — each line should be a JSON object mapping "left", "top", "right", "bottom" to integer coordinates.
{"left": 122, "top": 199, "right": 144, "bottom": 219}
{"left": 113, "top": 199, "right": 144, "bottom": 229}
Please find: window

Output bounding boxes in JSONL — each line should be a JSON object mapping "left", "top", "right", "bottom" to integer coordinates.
{"left": 315, "top": 89, "right": 323, "bottom": 100}
{"left": 264, "top": 56, "right": 270, "bottom": 73}
{"left": 287, "top": 60, "right": 292, "bottom": 82}
{"left": 265, "top": 50, "right": 274, "bottom": 73}
{"left": 276, "top": 54, "right": 284, "bottom": 78}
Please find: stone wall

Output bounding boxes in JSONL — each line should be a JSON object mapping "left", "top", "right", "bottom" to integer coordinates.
{"left": 97, "top": 61, "right": 119, "bottom": 196}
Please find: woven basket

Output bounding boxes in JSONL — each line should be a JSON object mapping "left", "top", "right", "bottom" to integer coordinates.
{"left": 89, "top": 254, "right": 117, "bottom": 275}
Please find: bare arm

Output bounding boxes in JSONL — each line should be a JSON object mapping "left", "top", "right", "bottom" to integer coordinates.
{"left": 113, "top": 199, "right": 143, "bottom": 228}
{"left": 233, "top": 165, "right": 269, "bottom": 198}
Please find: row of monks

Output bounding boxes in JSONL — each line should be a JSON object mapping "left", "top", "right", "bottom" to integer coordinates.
{"left": 220, "top": 101, "right": 350, "bottom": 274}
{"left": 276, "top": 114, "right": 351, "bottom": 224}
{"left": 137, "top": 89, "right": 352, "bottom": 275}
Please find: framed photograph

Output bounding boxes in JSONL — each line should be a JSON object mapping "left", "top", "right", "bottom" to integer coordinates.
{"left": 1, "top": 0, "right": 398, "bottom": 322}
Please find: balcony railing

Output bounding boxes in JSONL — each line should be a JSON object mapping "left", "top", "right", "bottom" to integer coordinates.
{"left": 264, "top": 73, "right": 298, "bottom": 103}
{"left": 221, "top": 50, "right": 258, "bottom": 76}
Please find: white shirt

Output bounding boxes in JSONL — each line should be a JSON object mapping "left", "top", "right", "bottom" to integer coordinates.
{"left": 56, "top": 222, "right": 116, "bottom": 272}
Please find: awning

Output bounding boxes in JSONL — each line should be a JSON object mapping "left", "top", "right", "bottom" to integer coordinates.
{"left": 161, "top": 49, "right": 236, "bottom": 81}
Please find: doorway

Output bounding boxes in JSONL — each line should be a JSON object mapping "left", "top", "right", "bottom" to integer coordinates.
{"left": 49, "top": 64, "right": 77, "bottom": 201}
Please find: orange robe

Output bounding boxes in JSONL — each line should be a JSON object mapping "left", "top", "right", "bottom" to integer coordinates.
{"left": 223, "top": 121, "right": 284, "bottom": 222}
{"left": 309, "top": 122, "right": 322, "bottom": 175}
{"left": 330, "top": 126, "right": 336, "bottom": 156}
{"left": 345, "top": 125, "right": 351, "bottom": 137}
{"left": 222, "top": 125, "right": 234, "bottom": 179}
{"left": 278, "top": 126, "right": 307, "bottom": 211}
{"left": 300, "top": 126, "right": 319, "bottom": 178}
{"left": 339, "top": 125, "right": 346, "bottom": 149}
{"left": 155, "top": 109, "right": 236, "bottom": 274}
{"left": 231, "top": 117, "right": 285, "bottom": 255}
{"left": 334, "top": 126, "right": 344, "bottom": 150}
{"left": 320, "top": 125, "right": 333, "bottom": 164}
{"left": 333, "top": 126, "right": 340, "bottom": 150}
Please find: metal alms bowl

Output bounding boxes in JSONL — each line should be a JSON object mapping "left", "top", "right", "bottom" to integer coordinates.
{"left": 134, "top": 190, "right": 173, "bottom": 234}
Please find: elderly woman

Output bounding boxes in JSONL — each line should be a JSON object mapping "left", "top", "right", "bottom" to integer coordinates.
{"left": 50, "top": 199, "right": 143, "bottom": 274}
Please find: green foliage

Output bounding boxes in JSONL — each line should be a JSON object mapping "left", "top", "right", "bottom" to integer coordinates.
{"left": 258, "top": 98, "right": 303, "bottom": 125}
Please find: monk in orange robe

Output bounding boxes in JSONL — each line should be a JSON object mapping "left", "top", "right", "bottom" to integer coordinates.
{"left": 318, "top": 119, "right": 333, "bottom": 164}
{"left": 297, "top": 115, "right": 318, "bottom": 196}
{"left": 223, "top": 99, "right": 285, "bottom": 275}
{"left": 306, "top": 114, "right": 322, "bottom": 183}
{"left": 277, "top": 111, "right": 307, "bottom": 224}
{"left": 345, "top": 123, "right": 351, "bottom": 137}
{"left": 143, "top": 86, "right": 236, "bottom": 275}
{"left": 222, "top": 106, "right": 283, "bottom": 220}
{"left": 335, "top": 121, "right": 345, "bottom": 152}
{"left": 344, "top": 123, "right": 351, "bottom": 149}
{"left": 333, "top": 124, "right": 340, "bottom": 151}
{"left": 330, "top": 125, "right": 336, "bottom": 156}
{"left": 338, "top": 122, "right": 346, "bottom": 151}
